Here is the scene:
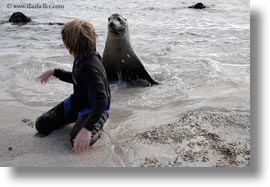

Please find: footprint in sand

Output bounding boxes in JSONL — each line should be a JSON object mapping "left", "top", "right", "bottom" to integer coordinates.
{"left": 22, "top": 118, "right": 35, "bottom": 128}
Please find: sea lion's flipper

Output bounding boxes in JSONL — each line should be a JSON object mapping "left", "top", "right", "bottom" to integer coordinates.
{"left": 137, "top": 65, "right": 159, "bottom": 86}
{"left": 130, "top": 57, "right": 159, "bottom": 86}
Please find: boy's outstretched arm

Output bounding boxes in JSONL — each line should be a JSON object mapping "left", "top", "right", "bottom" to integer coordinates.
{"left": 37, "top": 69, "right": 73, "bottom": 84}
{"left": 37, "top": 69, "right": 54, "bottom": 84}
{"left": 53, "top": 68, "right": 73, "bottom": 83}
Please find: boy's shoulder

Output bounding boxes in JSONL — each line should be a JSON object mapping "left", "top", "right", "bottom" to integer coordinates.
{"left": 82, "top": 52, "right": 103, "bottom": 71}
{"left": 85, "top": 52, "right": 102, "bottom": 64}
{"left": 88, "top": 52, "right": 101, "bottom": 61}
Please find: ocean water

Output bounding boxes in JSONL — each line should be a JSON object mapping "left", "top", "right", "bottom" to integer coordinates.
{"left": 0, "top": 0, "right": 250, "bottom": 125}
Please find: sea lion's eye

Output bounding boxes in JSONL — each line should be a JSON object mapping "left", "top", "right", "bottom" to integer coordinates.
{"left": 117, "top": 17, "right": 122, "bottom": 22}
{"left": 108, "top": 17, "right": 110, "bottom": 21}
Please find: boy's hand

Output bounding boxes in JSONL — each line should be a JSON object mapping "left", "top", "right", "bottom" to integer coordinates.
{"left": 37, "top": 69, "right": 54, "bottom": 84}
{"left": 73, "top": 127, "right": 92, "bottom": 154}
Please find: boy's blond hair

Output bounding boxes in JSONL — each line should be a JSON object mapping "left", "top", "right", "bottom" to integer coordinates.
{"left": 61, "top": 19, "right": 97, "bottom": 60}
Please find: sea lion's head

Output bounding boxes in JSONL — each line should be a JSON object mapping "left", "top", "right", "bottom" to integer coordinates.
{"left": 107, "top": 14, "right": 128, "bottom": 36}
{"left": 9, "top": 12, "right": 31, "bottom": 24}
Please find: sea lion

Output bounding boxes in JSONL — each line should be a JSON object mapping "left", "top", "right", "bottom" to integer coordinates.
{"left": 188, "top": 2, "right": 207, "bottom": 9}
{"left": 9, "top": 12, "right": 31, "bottom": 24}
{"left": 102, "top": 13, "right": 159, "bottom": 86}
{"left": 7, "top": 12, "right": 64, "bottom": 25}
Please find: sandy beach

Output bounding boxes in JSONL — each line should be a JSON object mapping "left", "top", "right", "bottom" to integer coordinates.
{"left": 0, "top": 104, "right": 250, "bottom": 167}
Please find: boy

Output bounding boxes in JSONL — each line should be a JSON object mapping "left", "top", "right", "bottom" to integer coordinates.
{"left": 36, "top": 20, "right": 111, "bottom": 154}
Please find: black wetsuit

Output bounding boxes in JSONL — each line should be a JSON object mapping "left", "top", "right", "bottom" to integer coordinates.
{"left": 35, "top": 52, "right": 111, "bottom": 146}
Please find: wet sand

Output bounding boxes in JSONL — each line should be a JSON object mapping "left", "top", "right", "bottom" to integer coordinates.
{"left": 0, "top": 105, "right": 250, "bottom": 167}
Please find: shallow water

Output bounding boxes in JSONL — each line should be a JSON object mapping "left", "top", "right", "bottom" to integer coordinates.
{"left": 0, "top": 0, "right": 249, "bottom": 125}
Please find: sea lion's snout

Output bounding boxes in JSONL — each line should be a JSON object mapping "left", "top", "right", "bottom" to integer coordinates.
{"left": 107, "top": 13, "right": 127, "bottom": 35}
{"left": 108, "top": 20, "right": 120, "bottom": 29}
